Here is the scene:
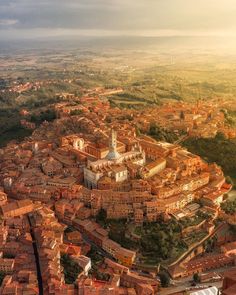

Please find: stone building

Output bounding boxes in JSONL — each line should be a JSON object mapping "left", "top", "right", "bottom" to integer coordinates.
{"left": 84, "top": 129, "right": 145, "bottom": 189}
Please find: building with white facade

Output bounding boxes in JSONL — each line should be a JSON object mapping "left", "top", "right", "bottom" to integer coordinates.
{"left": 84, "top": 129, "right": 145, "bottom": 189}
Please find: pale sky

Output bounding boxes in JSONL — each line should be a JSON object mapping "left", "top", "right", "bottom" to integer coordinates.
{"left": 0, "top": 0, "right": 236, "bottom": 39}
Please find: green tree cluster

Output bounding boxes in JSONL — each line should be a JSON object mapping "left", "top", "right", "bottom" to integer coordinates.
{"left": 60, "top": 254, "right": 82, "bottom": 284}
{"left": 70, "top": 109, "right": 84, "bottom": 116}
{"left": 221, "top": 200, "right": 236, "bottom": 215}
{"left": 183, "top": 134, "right": 236, "bottom": 182}
{"left": 140, "top": 221, "right": 186, "bottom": 261}
{"left": 96, "top": 209, "right": 107, "bottom": 227}
{"left": 30, "top": 109, "right": 56, "bottom": 125}
{"left": 148, "top": 123, "right": 178, "bottom": 143}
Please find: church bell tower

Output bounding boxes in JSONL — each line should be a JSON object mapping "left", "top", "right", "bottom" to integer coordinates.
{"left": 106, "top": 129, "right": 120, "bottom": 160}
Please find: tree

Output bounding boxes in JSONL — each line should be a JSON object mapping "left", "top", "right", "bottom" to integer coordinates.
{"left": 226, "top": 176, "right": 234, "bottom": 186}
{"left": 148, "top": 122, "right": 178, "bottom": 143}
{"left": 60, "top": 254, "right": 82, "bottom": 284}
{"left": 96, "top": 209, "right": 107, "bottom": 227}
{"left": 70, "top": 109, "right": 84, "bottom": 116}
{"left": 0, "top": 272, "right": 6, "bottom": 286}
{"left": 136, "top": 127, "right": 141, "bottom": 136}
{"left": 183, "top": 136, "right": 236, "bottom": 183}
{"left": 30, "top": 109, "right": 56, "bottom": 125}
{"left": 193, "top": 273, "right": 200, "bottom": 283}
{"left": 215, "top": 132, "right": 226, "bottom": 141}
{"left": 95, "top": 272, "right": 110, "bottom": 281}
{"left": 105, "top": 116, "right": 112, "bottom": 123}
{"left": 64, "top": 226, "right": 74, "bottom": 234}
{"left": 159, "top": 271, "right": 170, "bottom": 287}
{"left": 221, "top": 200, "right": 236, "bottom": 215}
{"left": 230, "top": 224, "right": 236, "bottom": 234}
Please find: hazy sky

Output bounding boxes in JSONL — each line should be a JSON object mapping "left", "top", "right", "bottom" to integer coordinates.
{"left": 0, "top": 0, "right": 236, "bottom": 39}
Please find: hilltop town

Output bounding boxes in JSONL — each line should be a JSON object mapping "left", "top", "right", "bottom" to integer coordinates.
{"left": 0, "top": 88, "right": 236, "bottom": 295}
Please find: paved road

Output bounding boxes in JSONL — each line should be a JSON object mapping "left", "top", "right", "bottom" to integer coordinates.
{"left": 159, "top": 281, "right": 223, "bottom": 295}
{"left": 174, "top": 135, "right": 189, "bottom": 145}
{"left": 159, "top": 265, "right": 236, "bottom": 295}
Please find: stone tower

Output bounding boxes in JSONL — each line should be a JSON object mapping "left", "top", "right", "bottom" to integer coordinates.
{"left": 33, "top": 142, "right": 39, "bottom": 154}
{"left": 106, "top": 129, "right": 120, "bottom": 160}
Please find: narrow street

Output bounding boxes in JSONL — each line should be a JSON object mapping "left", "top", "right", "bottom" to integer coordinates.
{"left": 28, "top": 215, "right": 44, "bottom": 295}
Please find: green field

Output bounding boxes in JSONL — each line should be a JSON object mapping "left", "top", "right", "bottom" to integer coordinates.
{"left": 0, "top": 48, "right": 236, "bottom": 147}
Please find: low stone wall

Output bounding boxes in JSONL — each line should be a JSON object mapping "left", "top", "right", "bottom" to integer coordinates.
{"left": 181, "top": 220, "right": 206, "bottom": 236}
